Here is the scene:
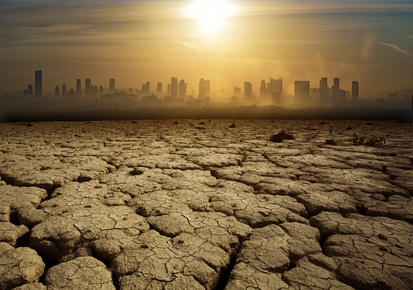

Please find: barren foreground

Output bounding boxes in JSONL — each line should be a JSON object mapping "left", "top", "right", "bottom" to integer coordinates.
{"left": 0, "top": 119, "right": 412, "bottom": 290}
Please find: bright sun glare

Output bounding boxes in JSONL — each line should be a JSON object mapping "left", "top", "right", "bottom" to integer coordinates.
{"left": 184, "top": 0, "right": 237, "bottom": 34}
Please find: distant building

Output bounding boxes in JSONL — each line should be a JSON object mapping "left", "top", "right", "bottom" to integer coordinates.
{"left": 142, "top": 82, "right": 150, "bottom": 97}
{"left": 62, "top": 83, "right": 67, "bottom": 98}
{"left": 24, "top": 85, "right": 33, "bottom": 97}
{"left": 332, "top": 77, "right": 340, "bottom": 102}
{"left": 109, "top": 78, "right": 115, "bottom": 93}
{"left": 199, "top": 78, "right": 206, "bottom": 98}
{"left": 157, "top": 82, "right": 162, "bottom": 97}
{"left": 85, "top": 78, "right": 92, "bottom": 97}
{"left": 268, "top": 78, "right": 282, "bottom": 98}
{"left": 205, "top": 80, "right": 210, "bottom": 97}
{"left": 352, "top": 81, "right": 359, "bottom": 102}
{"left": 319, "top": 77, "right": 328, "bottom": 102}
{"left": 171, "top": 77, "right": 178, "bottom": 98}
{"left": 68, "top": 88, "right": 76, "bottom": 98}
{"left": 54, "top": 85, "right": 59, "bottom": 98}
{"left": 167, "top": 83, "right": 171, "bottom": 96}
{"left": 233, "top": 87, "right": 241, "bottom": 98}
{"left": 35, "top": 70, "right": 42, "bottom": 97}
{"left": 244, "top": 82, "right": 252, "bottom": 100}
{"left": 93, "top": 86, "right": 98, "bottom": 98}
{"left": 99, "top": 85, "right": 103, "bottom": 97}
{"left": 294, "top": 81, "right": 310, "bottom": 101}
{"left": 260, "top": 80, "right": 267, "bottom": 98}
{"left": 179, "top": 79, "right": 187, "bottom": 98}
{"left": 76, "top": 79, "right": 81, "bottom": 98}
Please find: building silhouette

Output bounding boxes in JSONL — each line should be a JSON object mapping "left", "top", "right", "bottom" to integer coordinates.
{"left": 294, "top": 81, "right": 310, "bottom": 101}
{"left": 76, "top": 79, "right": 81, "bottom": 98}
{"left": 331, "top": 78, "right": 340, "bottom": 103}
{"left": 199, "top": 78, "right": 206, "bottom": 98}
{"left": 54, "top": 85, "right": 59, "bottom": 98}
{"left": 99, "top": 85, "right": 103, "bottom": 97}
{"left": 171, "top": 77, "right": 178, "bottom": 98}
{"left": 68, "top": 88, "right": 76, "bottom": 98}
{"left": 352, "top": 81, "right": 359, "bottom": 102}
{"left": 62, "top": 83, "right": 67, "bottom": 98}
{"left": 157, "top": 82, "right": 162, "bottom": 98}
{"left": 260, "top": 80, "right": 267, "bottom": 98}
{"left": 179, "top": 79, "right": 187, "bottom": 98}
{"left": 24, "top": 85, "right": 33, "bottom": 97}
{"left": 244, "top": 82, "right": 252, "bottom": 100}
{"left": 85, "top": 79, "right": 92, "bottom": 98}
{"left": 205, "top": 80, "right": 210, "bottom": 97}
{"left": 142, "top": 82, "right": 150, "bottom": 97}
{"left": 319, "top": 77, "right": 328, "bottom": 102}
{"left": 109, "top": 78, "right": 115, "bottom": 93}
{"left": 35, "top": 70, "right": 42, "bottom": 97}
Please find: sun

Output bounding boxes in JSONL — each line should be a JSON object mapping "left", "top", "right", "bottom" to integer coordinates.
{"left": 184, "top": 0, "right": 237, "bottom": 34}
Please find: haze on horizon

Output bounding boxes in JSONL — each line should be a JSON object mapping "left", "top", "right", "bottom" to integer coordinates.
{"left": 0, "top": 0, "right": 412, "bottom": 98}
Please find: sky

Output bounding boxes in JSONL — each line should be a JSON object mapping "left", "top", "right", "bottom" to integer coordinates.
{"left": 0, "top": 0, "right": 412, "bottom": 98}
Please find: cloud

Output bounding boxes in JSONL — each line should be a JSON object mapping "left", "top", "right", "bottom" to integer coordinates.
{"left": 380, "top": 42, "right": 412, "bottom": 57}
{"left": 173, "top": 39, "right": 201, "bottom": 52}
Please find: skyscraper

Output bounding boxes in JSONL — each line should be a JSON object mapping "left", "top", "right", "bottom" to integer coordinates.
{"left": 179, "top": 79, "right": 187, "bottom": 98}
{"left": 35, "top": 70, "right": 42, "bottom": 97}
{"left": 319, "top": 77, "right": 328, "bottom": 102}
{"left": 332, "top": 77, "right": 340, "bottom": 102}
{"left": 205, "top": 80, "right": 210, "bottom": 97}
{"left": 54, "top": 85, "right": 59, "bottom": 98}
{"left": 109, "top": 78, "right": 115, "bottom": 93}
{"left": 171, "top": 77, "right": 178, "bottom": 98}
{"left": 352, "top": 81, "right": 359, "bottom": 102}
{"left": 85, "top": 78, "right": 92, "bottom": 97}
{"left": 244, "top": 82, "right": 252, "bottom": 100}
{"left": 294, "top": 81, "right": 310, "bottom": 101}
{"left": 157, "top": 82, "right": 162, "bottom": 98}
{"left": 142, "top": 82, "right": 150, "bottom": 96}
{"left": 76, "top": 79, "right": 81, "bottom": 98}
{"left": 199, "top": 78, "right": 205, "bottom": 98}
{"left": 99, "top": 86, "right": 103, "bottom": 97}
{"left": 62, "top": 83, "right": 67, "bottom": 98}
{"left": 260, "top": 80, "right": 267, "bottom": 98}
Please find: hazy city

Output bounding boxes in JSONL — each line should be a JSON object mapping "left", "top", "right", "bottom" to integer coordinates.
{"left": 0, "top": 1, "right": 412, "bottom": 290}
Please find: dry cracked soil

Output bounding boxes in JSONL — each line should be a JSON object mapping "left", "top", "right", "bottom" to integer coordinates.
{"left": 0, "top": 119, "right": 412, "bottom": 290}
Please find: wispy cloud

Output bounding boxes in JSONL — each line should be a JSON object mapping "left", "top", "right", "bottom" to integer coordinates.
{"left": 380, "top": 42, "right": 412, "bottom": 57}
{"left": 173, "top": 39, "right": 201, "bottom": 52}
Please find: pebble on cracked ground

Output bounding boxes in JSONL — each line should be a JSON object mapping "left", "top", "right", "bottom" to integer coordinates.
{"left": 0, "top": 119, "right": 412, "bottom": 290}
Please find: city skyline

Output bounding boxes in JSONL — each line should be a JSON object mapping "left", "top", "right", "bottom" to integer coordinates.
{"left": 18, "top": 69, "right": 366, "bottom": 104}
{"left": 0, "top": 1, "right": 412, "bottom": 100}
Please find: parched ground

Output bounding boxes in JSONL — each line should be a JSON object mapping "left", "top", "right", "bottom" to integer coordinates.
{"left": 0, "top": 119, "right": 412, "bottom": 290}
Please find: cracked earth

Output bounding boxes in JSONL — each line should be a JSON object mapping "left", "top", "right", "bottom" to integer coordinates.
{"left": 0, "top": 119, "right": 411, "bottom": 289}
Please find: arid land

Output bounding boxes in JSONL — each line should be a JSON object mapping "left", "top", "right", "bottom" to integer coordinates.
{"left": 0, "top": 119, "right": 412, "bottom": 289}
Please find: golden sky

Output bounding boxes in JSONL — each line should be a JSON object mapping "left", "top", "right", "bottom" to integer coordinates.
{"left": 0, "top": 0, "right": 412, "bottom": 97}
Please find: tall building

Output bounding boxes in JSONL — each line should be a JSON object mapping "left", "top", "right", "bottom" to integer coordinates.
{"left": 35, "top": 70, "right": 42, "bottom": 97}
{"left": 76, "top": 79, "right": 81, "bottom": 98}
{"left": 171, "top": 77, "right": 178, "bottom": 98}
{"left": 234, "top": 87, "right": 241, "bottom": 98}
{"left": 244, "top": 82, "right": 252, "bottom": 100}
{"left": 142, "top": 82, "right": 150, "bottom": 96}
{"left": 54, "top": 85, "right": 59, "bottom": 98}
{"left": 260, "top": 80, "right": 267, "bottom": 98}
{"left": 85, "top": 78, "right": 92, "bottom": 97}
{"left": 179, "top": 79, "right": 187, "bottom": 98}
{"left": 205, "top": 80, "right": 210, "bottom": 97}
{"left": 319, "top": 77, "right": 328, "bottom": 102}
{"left": 268, "top": 78, "right": 282, "bottom": 96}
{"left": 199, "top": 78, "right": 206, "bottom": 98}
{"left": 62, "top": 83, "right": 67, "bottom": 98}
{"left": 157, "top": 82, "right": 162, "bottom": 97}
{"left": 98, "top": 86, "right": 103, "bottom": 97}
{"left": 24, "top": 85, "right": 33, "bottom": 97}
{"left": 167, "top": 83, "right": 171, "bottom": 96}
{"left": 332, "top": 77, "right": 340, "bottom": 102}
{"left": 294, "top": 81, "right": 310, "bottom": 101}
{"left": 109, "top": 78, "right": 115, "bottom": 93}
{"left": 352, "top": 81, "right": 359, "bottom": 102}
